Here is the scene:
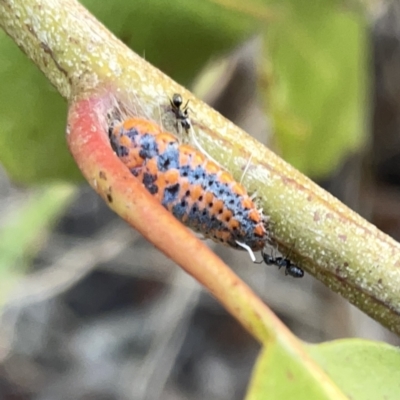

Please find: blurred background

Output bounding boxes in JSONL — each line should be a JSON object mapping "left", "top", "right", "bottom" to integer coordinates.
{"left": 1, "top": 0, "right": 400, "bottom": 399}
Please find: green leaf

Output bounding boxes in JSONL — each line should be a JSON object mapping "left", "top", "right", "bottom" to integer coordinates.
{"left": 0, "top": 183, "right": 76, "bottom": 304}
{"left": 246, "top": 341, "right": 347, "bottom": 400}
{"left": 0, "top": 32, "right": 82, "bottom": 183}
{"left": 84, "top": 0, "right": 256, "bottom": 85}
{"left": 263, "top": 0, "right": 368, "bottom": 178}
{"left": 307, "top": 339, "right": 400, "bottom": 400}
{"left": 247, "top": 338, "right": 400, "bottom": 400}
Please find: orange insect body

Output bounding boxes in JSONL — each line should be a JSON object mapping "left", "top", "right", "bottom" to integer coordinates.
{"left": 109, "top": 118, "right": 268, "bottom": 251}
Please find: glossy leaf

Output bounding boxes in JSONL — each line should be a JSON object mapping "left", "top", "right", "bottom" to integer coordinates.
{"left": 307, "top": 339, "right": 400, "bottom": 400}
{"left": 0, "top": 184, "right": 76, "bottom": 304}
{"left": 246, "top": 341, "right": 347, "bottom": 400}
{"left": 263, "top": 0, "right": 367, "bottom": 177}
{"left": 247, "top": 338, "right": 400, "bottom": 400}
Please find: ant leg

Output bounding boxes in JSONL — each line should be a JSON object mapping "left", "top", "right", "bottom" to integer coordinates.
{"left": 254, "top": 248, "right": 266, "bottom": 264}
{"left": 182, "top": 99, "right": 190, "bottom": 112}
{"left": 286, "top": 239, "right": 297, "bottom": 259}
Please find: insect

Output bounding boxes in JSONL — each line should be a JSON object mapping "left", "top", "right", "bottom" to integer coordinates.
{"left": 109, "top": 117, "right": 268, "bottom": 255}
{"left": 170, "top": 93, "right": 191, "bottom": 133}
{"left": 256, "top": 247, "right": 304, "bottom": 278}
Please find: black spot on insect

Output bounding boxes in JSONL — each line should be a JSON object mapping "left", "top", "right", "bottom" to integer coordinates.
{"left": 143, "top": 173, "right": 158, "bottom": 195}
{"left": 139, "top": 134, "right": 159, "bottom": 160}
{"left": 163, "top": 183, "right": 180, "bottom": 204}
{"left": 130, "top": 168, "right": 140, "bottom": 177}
{"left": 157, "top": 147, "right": 179, "bottom": 171}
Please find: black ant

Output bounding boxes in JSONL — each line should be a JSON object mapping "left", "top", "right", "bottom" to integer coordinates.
{"left": 170, "top": 93, "right": 191, "bottom": 133}
{"left": 256, "top": 247, "right": 304, "bottom": 278}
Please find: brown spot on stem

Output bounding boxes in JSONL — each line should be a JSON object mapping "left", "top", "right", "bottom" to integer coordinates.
{"left": 99, "top": 171, "right": 107, "bottom": 180}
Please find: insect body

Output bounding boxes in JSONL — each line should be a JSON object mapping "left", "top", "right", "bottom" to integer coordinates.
{"left": 259, "top": 249, "right": 304, "bottom": 278}
{"left": 170, "top": 93, "right": 191, "bottom": 133}
{"left": 109, "top": 117, "right": 268, "bottom": 252}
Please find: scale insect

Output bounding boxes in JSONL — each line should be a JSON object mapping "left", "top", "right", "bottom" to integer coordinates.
{"left": 108, "top": 116, "right": 269, "bottom": 257}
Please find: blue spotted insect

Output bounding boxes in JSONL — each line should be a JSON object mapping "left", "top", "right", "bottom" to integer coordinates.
{"left": 109, "top": 117, "right": 269, "bottom": 253}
